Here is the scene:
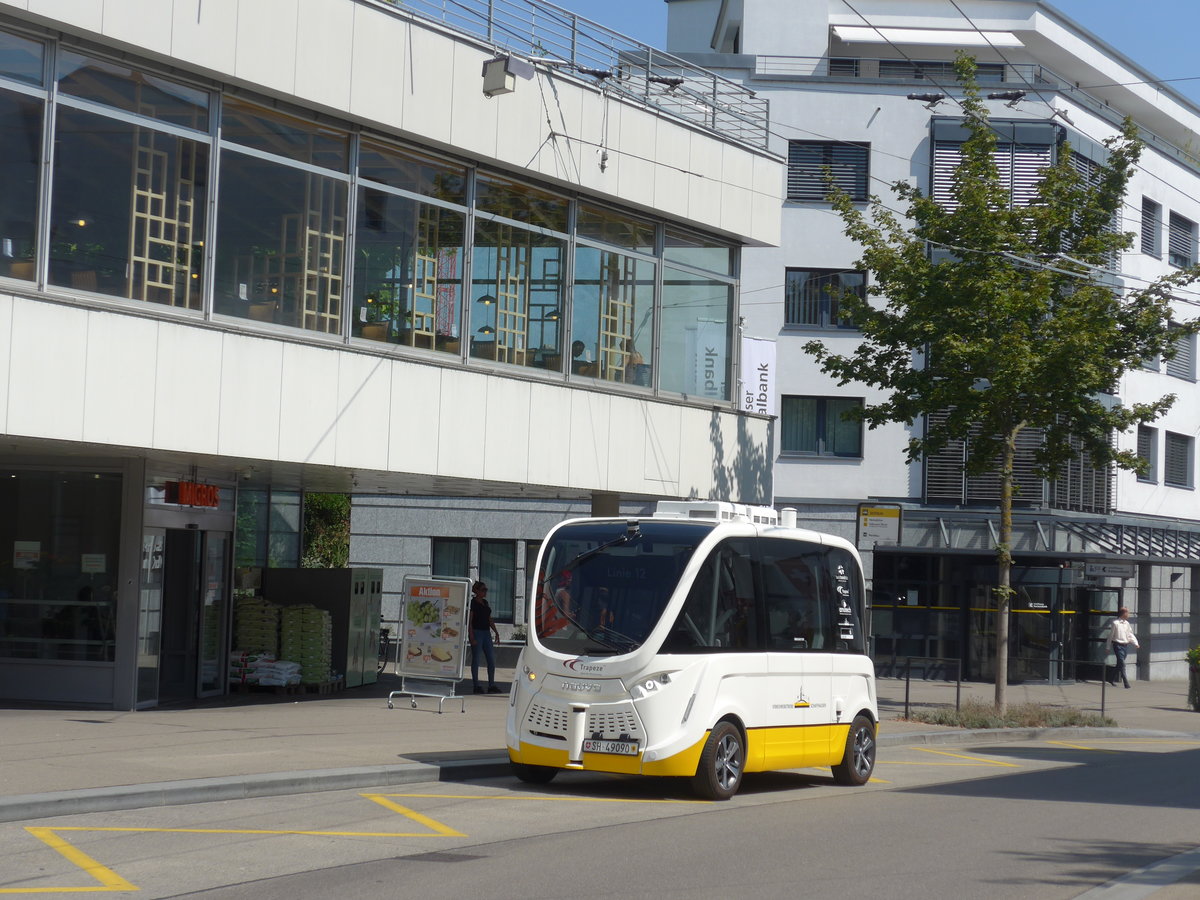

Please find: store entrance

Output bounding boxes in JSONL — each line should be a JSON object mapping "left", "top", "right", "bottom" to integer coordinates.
{"left": 966, "top": 568, "right": 1080, "bottom": 684}
{"left": 138, "top": 527, "right": 229, "bottom": 706}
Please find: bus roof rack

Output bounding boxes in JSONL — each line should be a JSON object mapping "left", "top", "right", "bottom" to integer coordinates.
{"left": 652, "top": 500, "right": 778, "bottom": 525}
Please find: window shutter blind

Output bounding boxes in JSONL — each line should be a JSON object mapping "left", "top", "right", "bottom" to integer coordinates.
{"left": 1169, "top": 213, "right": 1194, "bottom": 267}
{"left": 1166, "top": 330, "right": 1194, "bottom": 379}
{"left": 1164, "top": 432, "right": 1192, "bottom": 486}
{"left": 787, "top": 142, "right": 868, "bottom": 201}
{"left": 1141, "top": 198, "right": 1161, "bottom": 256}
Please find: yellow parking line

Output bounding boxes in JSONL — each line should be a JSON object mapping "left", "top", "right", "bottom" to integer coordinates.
{"left": 909, "top": 748, "right": 1019, "bottom": 767}
{"left": 359, "top": 794, "right": 467, "bottom": 835}
{"left": 380, "top": 792, "right": 707, "bottom": 805}
{"left": 0, "top": 827, "right": 139, "bottom": 894}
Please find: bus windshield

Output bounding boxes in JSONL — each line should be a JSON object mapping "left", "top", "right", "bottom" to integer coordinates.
{"left": 534, "top": 520, "right": 713, "bottom": 655}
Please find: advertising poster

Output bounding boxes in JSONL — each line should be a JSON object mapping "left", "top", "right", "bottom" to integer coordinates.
{"left": 398, "top": 576, "right": 471, "bottom": 680}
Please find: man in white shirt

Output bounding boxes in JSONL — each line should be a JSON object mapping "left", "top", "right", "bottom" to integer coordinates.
{"left": 1107, "top": 606, "right": 1140, "bottom": 689}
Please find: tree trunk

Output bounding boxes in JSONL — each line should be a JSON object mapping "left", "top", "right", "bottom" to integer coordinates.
{"left": 993, "top": 429, "right": 1018, "bottom": 713}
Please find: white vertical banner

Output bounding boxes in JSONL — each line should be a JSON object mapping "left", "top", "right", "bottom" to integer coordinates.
{"left": 739, "top": 336, "right": 776, "bottom": 415}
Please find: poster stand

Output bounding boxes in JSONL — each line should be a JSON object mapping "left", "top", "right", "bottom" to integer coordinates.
{"left": 387, "top": 576, "right": 471, "bottom": 714}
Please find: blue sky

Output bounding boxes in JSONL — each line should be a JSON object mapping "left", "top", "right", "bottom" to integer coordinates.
{"left": 551, "top": 1, "right": 1200, "bottom": 107}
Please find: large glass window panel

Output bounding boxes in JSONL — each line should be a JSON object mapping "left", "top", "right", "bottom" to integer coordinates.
{"left": 358, "top": 140, "right": 466, "bottom": 204}
{"left": 0, "top": 470, "right": 122, "bottom": 662}
{"left": 781, "top": 396, "right": 863, "bottom": 457}
{"left": 221, "top": 98, "right": 347, "bottom": 171}
{"left": 0, "top": 88, "right": 42, "bottom": 280}
{"left": 0, "top": 29, "right": 44, "bottom": 85}
{"left": 572, "top": 246, "right": 655, "bottom": 384}
{"left": 432, "top": 538, "right": 469, "bottom": 577}
{"left": 479, "top": 540, "right": 516, "bottom": 622}
{"left": 660, "top": 265, "right": 733, "bottom": 399}
{"left": 57, "top": 50, "right": 208, "bottom": 130}
{"left": 49, "top": 106, "right": 208, "bottom": 307}
{"left": 354, "top": 186, "right": 465, "bottom": 351}
{"left": 475, "top": 173, "right": 568, "bottom": 232}
{"left": 577, "top": 203, "right": 655, "bottom": 254}
{"left": 471, "top": 219, "right": 565, "bottom": 371}
{"left": 664, "top": 229, "right": 733, "bottom": 275}
{"left": 214, "top": 149, "right": 347, "bottom": 333}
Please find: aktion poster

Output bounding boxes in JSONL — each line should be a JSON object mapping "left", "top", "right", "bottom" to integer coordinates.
{"left": 398, "top": 577, "right": 471, "bottom": 680}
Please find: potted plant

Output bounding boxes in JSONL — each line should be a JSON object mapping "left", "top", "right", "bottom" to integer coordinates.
{"left": 1188, "top": 644, "right": 1200, "bottom": 712}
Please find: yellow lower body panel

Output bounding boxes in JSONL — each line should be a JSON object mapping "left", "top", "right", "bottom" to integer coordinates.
{"left": 510, "top": 722, "right": 855, "bottom": 779}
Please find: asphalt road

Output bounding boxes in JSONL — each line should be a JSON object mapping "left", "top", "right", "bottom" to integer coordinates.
{"left": 3, "top": 737, "right": 1199, "bottom": 899}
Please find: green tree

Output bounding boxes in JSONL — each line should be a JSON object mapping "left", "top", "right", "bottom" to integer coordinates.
{"left": 301, "top": 493, "right": 350, "bottom": 569}
{"left": 806, "top": 54, "right": 1200, "bottom": 711}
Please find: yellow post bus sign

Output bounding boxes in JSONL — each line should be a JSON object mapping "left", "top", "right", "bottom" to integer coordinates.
{"left": 857, "top": 504, "right": 901, "bottom": 548}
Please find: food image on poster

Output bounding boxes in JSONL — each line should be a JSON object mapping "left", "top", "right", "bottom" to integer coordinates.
{"left": 398, "top": 579, "right": 470, "bottom": 680}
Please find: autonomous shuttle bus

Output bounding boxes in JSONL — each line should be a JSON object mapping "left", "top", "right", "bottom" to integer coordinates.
{"left": 505, "top": 501, "right": 878, "bottom": 799}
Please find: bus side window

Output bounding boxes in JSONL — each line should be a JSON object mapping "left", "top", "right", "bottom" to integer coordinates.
{"left": 761, "top": 539, "right": 831, "bottom": 652}
{"left": 666, "top": 540, "right": 757, "bottom": 652}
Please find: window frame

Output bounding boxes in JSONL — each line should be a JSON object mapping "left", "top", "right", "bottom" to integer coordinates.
{"left": 1164, "top": 431, "right": 1193, "bottom": 489}
{"left": 1141, "top": 197, "right": 1162, "bottom": 258}
{"left": 1168, "top": 211, "right": 1196, "bottom": 269}
{"left": 786, "top": 140, "right": 869, "bottom": 203}
{"left": 1136, "top": 425, "right": 1158, "bottom": 483}
{"left": 783, "top": 267, "right": 864, "bottom": 329}
{"left": 780, "top": 395, "right": 865, "bottom": 458}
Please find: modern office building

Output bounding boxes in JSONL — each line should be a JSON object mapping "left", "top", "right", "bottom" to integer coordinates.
{"left": 666, "top": 0, "right": 1200, "bottom": 681}
{"left": 0, "top": 0, "right": 780, "bottom": 707}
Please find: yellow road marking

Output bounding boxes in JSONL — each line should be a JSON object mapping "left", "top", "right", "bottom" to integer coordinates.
{"left": 380, "top": 792, "right": 707, "bottom": 805}
{"left": 909, "top": 748, "right": 1019, "bottom": 767}
{"left": 1045, "top": 740, "right": 1118, "bottom": 752}
{"left": 359, "top": 794, "right": 467, "bottom": 835}
{"left": 0, "top": 827, "right": 139, "bottom": 894}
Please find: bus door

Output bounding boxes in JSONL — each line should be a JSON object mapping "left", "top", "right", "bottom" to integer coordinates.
{"left": 760, "top": 539, "right": 835, "bottom": 768}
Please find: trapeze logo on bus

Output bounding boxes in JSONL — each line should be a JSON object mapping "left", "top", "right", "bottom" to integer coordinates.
{"left": 563, "top": 659, "right": 605, "bottom": 674}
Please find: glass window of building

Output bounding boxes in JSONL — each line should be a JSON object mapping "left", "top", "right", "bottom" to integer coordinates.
{"left": 664, "top": 228, "right": 733, "bottom": 275}
{"left": 0, "top": 470, "right": 123, "bottom": 662}
{"left": 781, "top": 396, "right": 864, "bottom": 457}
{"left": 475, "top": 173, "right": 568, "bottom": 233}
{"left": 577, "top": 203, "right": 656, "bottom": 254}
{"left": 479, "top": 540, "right": 516, "bottom": 622}
{"left": 0, "top": 36, "right": 43, "bottom": 281}
{"left": 432, "top": 538, "right": 469, "bottom": 577}
{"left": 572, "top": 245, "right": 655, "bottom": 384}
{"left": 57, "top": 50, "right": 209, "bottom": 130}
{"left": 234, "top": 489, "right": 301, "bottom": 568}
{"left": 353, "top": 141, "right": 467, "bottom": 350}
{"left": 214, "top": 102, "right": 348, "bottom": 333}
{"left": 471, "top": 217, "right": 566, "bottom": 371}
{"left": 784, "top": 268, "right": 863, "bottom": 328}
{"left": 659, "top": 266, "right": 733, "bottom": 399}
{"left": 0, "top": 29, "right": 44, "bottom": 85}
{"left": 49, "top": 104, "right": 209, "bottom": 306}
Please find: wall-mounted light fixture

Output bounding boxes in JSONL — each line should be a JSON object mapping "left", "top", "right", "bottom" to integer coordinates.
{"left": 482, "top": 55, "right": 535, "bottom": 97}
{"left": 906, "top": 92, "right": 946, "bottom": 110}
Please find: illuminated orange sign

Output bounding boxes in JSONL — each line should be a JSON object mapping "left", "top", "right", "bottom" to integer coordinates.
{"left": 165, "top": 481, "right": 220, "bottom": 508}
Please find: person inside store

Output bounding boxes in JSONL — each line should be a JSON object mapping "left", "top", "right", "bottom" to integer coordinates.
{"left": 468, "top": 580, "right": 503, "bottom": 694}
{"left": 1106, "top": 606, "right": 1140, "bottom": 689}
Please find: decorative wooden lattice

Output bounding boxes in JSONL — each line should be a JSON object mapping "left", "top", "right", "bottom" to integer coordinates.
{"left": 127, "top": 128, "right": 199, "bottom": 308}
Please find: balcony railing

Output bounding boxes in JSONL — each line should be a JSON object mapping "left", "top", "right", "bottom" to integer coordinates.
{"left": 753, "top": 54, "right": 1200, "bottom": 173}
{"left": 376, "top": 0, "right": 770, "bottom": 150}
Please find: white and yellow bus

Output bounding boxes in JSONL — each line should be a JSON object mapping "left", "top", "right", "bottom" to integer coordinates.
{"left": 505, "top": 501, "right": 877, "bottom": 799}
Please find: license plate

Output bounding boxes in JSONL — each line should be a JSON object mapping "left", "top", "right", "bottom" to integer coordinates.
{"left": 582, "top": 739, "right": 639, "bottom": 756}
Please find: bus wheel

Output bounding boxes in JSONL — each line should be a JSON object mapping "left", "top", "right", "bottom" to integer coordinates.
{"left": 692, "top": 720, "right": 744, "bottom": 800}
{"left": 512, "top": 762, "right": 558, "bottom": 785}
{"left": 832, "top": 715, "right": 876, "bottom": 786}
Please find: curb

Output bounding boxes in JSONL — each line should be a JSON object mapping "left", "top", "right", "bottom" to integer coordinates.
{"left": 0, "top": 756, "right": 511, "bottom": 825}
{"left": 5, "top": 727, "right": 1197, "bottom": 823}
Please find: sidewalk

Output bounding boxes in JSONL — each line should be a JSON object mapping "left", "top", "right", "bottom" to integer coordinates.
{"left": 1, "top": 671, "right": 1196, "bottom": 823}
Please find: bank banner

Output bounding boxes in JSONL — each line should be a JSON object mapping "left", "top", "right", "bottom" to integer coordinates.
{"left": 739, "top": 336, "right": 776, "bottom": 415}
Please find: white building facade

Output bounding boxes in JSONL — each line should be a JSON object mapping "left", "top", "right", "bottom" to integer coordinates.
{"left": 667, "top": 0, "right": 1200, "bottom": 681}
{"left": 0, "top": 0, "right": 781, "bottom": 707}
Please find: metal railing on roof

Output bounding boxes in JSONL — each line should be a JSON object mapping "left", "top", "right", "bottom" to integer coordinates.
{"left": 376, "top": 0, "right": 770, "bottom": 150}
{"left": 753, "top": 54, "right": 1200, "bottom": 173}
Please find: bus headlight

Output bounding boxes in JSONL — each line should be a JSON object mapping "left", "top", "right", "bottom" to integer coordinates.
{"left": 630, "top": 671, "right": 672, "bottom": 700}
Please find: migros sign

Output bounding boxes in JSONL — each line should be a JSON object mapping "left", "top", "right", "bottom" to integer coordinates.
{"left": 165, "top": 480, "right": 221, "bottom": 508}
